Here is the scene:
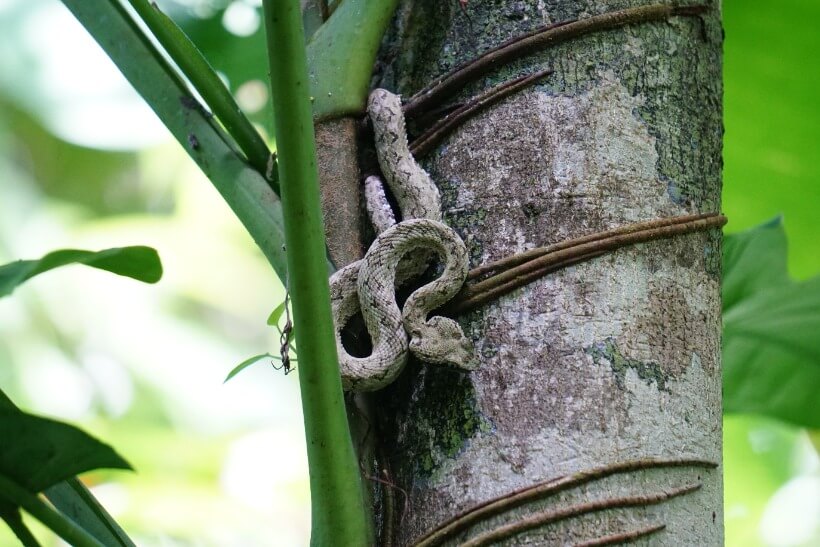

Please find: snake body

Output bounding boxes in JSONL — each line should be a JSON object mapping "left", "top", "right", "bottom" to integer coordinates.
{"left": 329, "top": 89, "right": 476, "bottom": 391}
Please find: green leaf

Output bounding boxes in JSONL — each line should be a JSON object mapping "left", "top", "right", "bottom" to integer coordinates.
{"left": 723, "top": 277, "right": 820, "bottom": 427}
{"left": 223, "top": 353, "right": 274, "bottom": 383}
{"left": 0, "top": 409, "right": 132, "bottom": 493}
{"left": 722, "top": 219, "right": 820, "bottom": 427}
{"left": 166, "top": 5, "right": 276, "bottom": 141}
{"left": 267, "top": 299, "right": 298, "bottom": 342}
{"left": 44, "top": 479, "right": 135, "bottom": 547}
{"left": 723, "top": 216, "right": 789, "bottom": 311}
{"left": 0, "top": 246, "right": 162, "bottom": 298}
{"left": 0, "top": 390, "right": 134, "bottom": 545}
{"left": 267, "top": 300, "right": 287, "bottom": 326}
{"left": 0, "top": 474, "right": 107, "bottom": 547}
{"left": 0, "top": 390, "right": 14, "bottom": 411}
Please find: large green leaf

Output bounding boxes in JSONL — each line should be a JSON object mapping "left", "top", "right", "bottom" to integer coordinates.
{"left": 0, "top": 390, "right": 134, "bottom": 545}
{"left": 723, "top": 219, "right": 820, "bottom": 427}
{"left": 0, "top": 246, "right": 162, "bottom": 298}
{"left": 0, "top": 408, "right": 132, "bottom": 493}
{"left": 722, "top": 217, "right": 789, "bottom": 310}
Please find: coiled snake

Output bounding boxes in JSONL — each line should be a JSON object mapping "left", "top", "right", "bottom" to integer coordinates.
{"left": 330, "top": 89, "right": 477, "bottom": 391}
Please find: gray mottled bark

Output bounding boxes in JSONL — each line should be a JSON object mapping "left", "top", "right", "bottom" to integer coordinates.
{"left": 369, "top": 1, "right": 723, "bottom": 545}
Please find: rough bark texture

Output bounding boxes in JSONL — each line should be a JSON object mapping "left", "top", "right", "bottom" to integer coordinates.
{"left": 371, "top": 1, "right": 723, "bottom": 545}
{"left": 316, "top": 118, "right": 366, "bottom": 268}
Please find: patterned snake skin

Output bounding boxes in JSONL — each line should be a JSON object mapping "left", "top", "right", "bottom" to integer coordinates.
{"left": 329, "top": 89, "right": 476, "bottom": 391}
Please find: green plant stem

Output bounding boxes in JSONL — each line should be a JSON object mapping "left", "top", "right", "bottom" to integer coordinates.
{"left": 1, "top": 510, "right": 41, "bottom": 547}
{"left": 45, "top": 479, "right": 136, "bottom": 547}
{"left": 125, "top": 0, "right": 274, "bottom": 187}
{"left": 0, "top": 475, "right": 104, "bottom": 547}
{"left": 63, "top": 0, "right": 297, "bottom": 280}
{"left": 307, "top": 0, "right": 400, "bottom": 120}
{"left": 261, "top": 1, "right": 371, "bottom": 545}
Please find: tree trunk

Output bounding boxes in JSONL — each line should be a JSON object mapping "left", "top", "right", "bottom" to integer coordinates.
{"left": 370, "top": 1, "right": 723, "bottom": 545}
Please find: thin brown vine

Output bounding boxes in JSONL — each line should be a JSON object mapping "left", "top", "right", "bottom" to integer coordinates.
{"left": 445, "top": 213, "right": 726, "bottom": 316}
{"left": 403, "top": 4, "right": 709, "bottom": 119}
{"left": 411, "top": 458, "right": 717, "bottom": 546}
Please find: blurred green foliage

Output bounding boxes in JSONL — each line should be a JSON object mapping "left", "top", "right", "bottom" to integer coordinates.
{"left": 723, "top": 219, "right": 820, "bottom": 428}
{"left": 723, "top": 0, "right": 820, "bottom": 280}
{"left": 720, "top": 3, "right": 820, "bottom": 545}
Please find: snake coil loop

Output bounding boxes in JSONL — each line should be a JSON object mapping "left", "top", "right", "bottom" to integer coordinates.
{"left": 329, "top": 89, "right": 476, "bottom": 392}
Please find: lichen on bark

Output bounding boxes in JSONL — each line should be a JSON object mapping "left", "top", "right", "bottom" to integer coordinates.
{"left": 371, "top": 1, "right": 723, "bottom": 544}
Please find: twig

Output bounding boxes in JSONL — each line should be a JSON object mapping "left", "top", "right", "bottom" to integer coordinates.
{"left": 459, "top": 484, "right": 700, "bottom": 547}
{"left": 409, "top": 68, "right": 553, "bottom": 158}
{"left": 411, "top": 458, "right": 717, "bottom": 547}
{"left": 446, "top": 213, "right": 726, "bottom": 315}
{"left": 403, "top": 4, "right": 708, "bottom": 119}
{"left": 575, "top": 523, "right": 666, "bottom": 546}
{"left": 468, "top": 212, "right": 716, "bottom": 280}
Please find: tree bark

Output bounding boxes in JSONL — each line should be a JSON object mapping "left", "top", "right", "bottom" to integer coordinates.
{"left": 371, "top": 1, "right": 723, "bottom": 545}
{"left": 316, "top": 118, "right": 366, "bottom": 267}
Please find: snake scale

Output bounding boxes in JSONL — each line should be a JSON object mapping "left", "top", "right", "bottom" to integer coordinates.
{"left": 329, "top": 89, "right": 477, "bottom": 391}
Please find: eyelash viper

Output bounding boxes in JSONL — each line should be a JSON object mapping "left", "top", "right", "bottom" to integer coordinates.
{"left": 329, "top": 89, "right": 477, "bottom": 391}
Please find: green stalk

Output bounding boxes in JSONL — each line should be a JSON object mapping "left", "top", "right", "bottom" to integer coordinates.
{"left": 45, "top": 479, "right": 136, "bottom": 547}
{"left": 261, "top": 1, "right": 370, "bottom": 545}
{"left": 0, "top": 475, "right": 104, "bottom": 547}
{"left": 307, "top": 0, "right": 401, "bottom": 120}
{"left": 63, "top": 0, "right": 297, "bottom": 280}
{"left": 1, "top": 510, "right": 41, "bottom": 547}
{"left": 124, "top": 0, "right": 274, "bottom": 188}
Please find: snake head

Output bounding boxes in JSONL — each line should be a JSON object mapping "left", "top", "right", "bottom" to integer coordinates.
{"left": 367, "top": 88, "right": 400, "bottom": 117}
{"left": 409, "top": 316, "right": 477, "bottom": 371}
